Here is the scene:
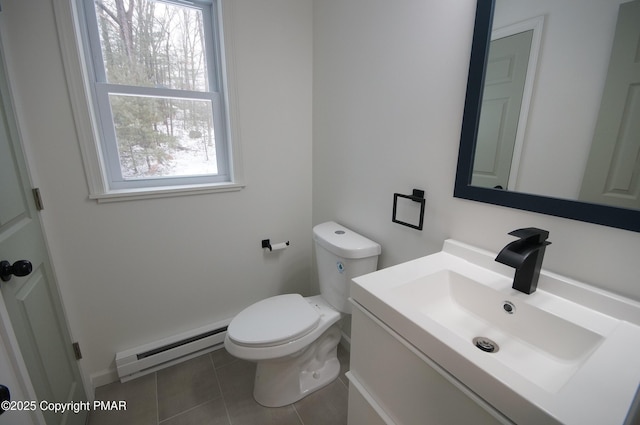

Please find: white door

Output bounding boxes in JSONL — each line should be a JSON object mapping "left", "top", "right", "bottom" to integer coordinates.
{"left": 579, "top": 0, "right": 640, "bottom": 208}
{"left": 0, "top": 327, "right": 36, "bottom": 425}
{"left": 472, "top": 29, "right": 533, "bottom": 190}
{"left": 0, "top": 42, "right": 87, "bottom": 425}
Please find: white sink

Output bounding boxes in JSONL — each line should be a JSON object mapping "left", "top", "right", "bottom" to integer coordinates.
{"left": 351, "top": 240, "right": 640, "bottom": 425}
{"left": 390, "top": 269, "right": 606, "bottom": 393}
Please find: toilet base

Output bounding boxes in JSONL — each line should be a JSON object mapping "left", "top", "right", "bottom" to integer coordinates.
{"left": 253, "top": 323, "right": 342, "bottom": 407}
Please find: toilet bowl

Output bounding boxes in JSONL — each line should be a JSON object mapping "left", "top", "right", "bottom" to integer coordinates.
{"left": 224, "top": 221, "right": 381, "bottom": 407}
{"left": 225, "top": 295, "right": 341, "bottom": 407}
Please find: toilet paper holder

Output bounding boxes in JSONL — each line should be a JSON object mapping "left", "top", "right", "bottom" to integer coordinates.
{"left": 261, "top": 239, "right": 290, "bottom": 251}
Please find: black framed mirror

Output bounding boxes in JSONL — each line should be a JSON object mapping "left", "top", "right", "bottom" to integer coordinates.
{"left": 454, "top": 0, "right": 640, "bottom": 233}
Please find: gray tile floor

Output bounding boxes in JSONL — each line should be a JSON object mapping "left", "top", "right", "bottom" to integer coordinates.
{"left": 89, "top": 345, "right": 350, "bottom": 425}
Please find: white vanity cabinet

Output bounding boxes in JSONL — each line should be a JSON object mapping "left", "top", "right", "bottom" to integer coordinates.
{"left": 347, "top": 301, "right": 511, "bottom": 425}
{"left": 346, "top": 240, "right": 640, "bottom": 424}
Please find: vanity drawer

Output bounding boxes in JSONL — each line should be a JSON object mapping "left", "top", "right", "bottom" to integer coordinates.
{"left": 348, "top": 301, "right": 510, "bottom": 425}
{"left": 346, "top": 373, "right": 392, "bottom": 425}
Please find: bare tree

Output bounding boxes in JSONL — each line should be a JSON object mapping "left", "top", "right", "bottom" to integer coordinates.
{"left": 94, "top": 0, "right": 213, "bottom": 177}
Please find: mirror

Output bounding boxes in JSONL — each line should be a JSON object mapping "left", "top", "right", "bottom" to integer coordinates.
{"left": 455, "top": 0, "right": 640, "bottom": 232}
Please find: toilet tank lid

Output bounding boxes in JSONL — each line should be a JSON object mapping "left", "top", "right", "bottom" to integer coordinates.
{"left": 313, "top": 221, "right": 381, "bottom": 259}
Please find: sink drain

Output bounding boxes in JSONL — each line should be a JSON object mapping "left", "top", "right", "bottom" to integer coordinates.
{"left": 473, "top": 337, "right": 499, "bottom": 353}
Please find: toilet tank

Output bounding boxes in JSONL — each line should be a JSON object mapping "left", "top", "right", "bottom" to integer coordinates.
{"left": 313, "top": 221, "right": 381, "bottom": 314}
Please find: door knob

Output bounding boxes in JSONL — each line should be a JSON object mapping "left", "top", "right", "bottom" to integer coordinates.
{"left": 0, "top": 260, "right": 33, "bottom": 282}
{"left": 0, "top": 384, "right": 10, "bottom": 415}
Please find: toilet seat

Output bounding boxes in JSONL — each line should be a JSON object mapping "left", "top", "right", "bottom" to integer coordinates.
{"left": 227, "top": 294, "right": 320, "bottom": 347}
{"left": 225, "top": 295, "right": 341, "bottom": 362}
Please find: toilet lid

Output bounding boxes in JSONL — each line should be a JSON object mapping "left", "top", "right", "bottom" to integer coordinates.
{"left": 228, "top": 294, "right": 321, "bottom": 347}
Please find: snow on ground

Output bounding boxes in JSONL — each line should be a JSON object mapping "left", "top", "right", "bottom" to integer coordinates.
{"left": 121, "top": 129, "right": 218, "bottom": 179}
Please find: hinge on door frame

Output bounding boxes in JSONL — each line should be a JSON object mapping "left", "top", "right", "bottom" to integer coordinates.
{"left": 32, "top": 188, "right": 44, "bottom": 211}
{"left": 72, "top": 342, "right": 82, "bottom": 360}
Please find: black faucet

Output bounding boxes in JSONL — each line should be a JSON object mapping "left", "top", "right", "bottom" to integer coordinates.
{"left": 495, "top": 228, "right": 551, "bottom": 294}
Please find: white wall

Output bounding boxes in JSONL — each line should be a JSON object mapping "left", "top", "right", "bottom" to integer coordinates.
{"left": 313, "top": 0, "right": 640, "bottom": 302}
{"left": 1, "top": 0, "right": 313, "bottom": 385}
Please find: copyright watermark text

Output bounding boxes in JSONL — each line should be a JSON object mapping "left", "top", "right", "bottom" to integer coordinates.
{"left": 1, "top": 400, "right": 126, "bottom": 414}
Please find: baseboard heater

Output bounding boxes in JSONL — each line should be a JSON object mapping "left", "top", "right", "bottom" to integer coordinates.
{"left": 115, "top": 317, "right": 231, "bottom": 382}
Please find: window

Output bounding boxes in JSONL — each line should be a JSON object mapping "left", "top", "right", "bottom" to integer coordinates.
{"left": 76, "top": 0, "right": 239, "bottom": 197}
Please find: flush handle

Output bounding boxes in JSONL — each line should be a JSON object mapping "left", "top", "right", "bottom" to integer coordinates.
{"left": 0, "top": 260, "right": 33, "bottom": 282}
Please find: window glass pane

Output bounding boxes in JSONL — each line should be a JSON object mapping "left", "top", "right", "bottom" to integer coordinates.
{"left": 94, "top": 0, "right": 209, "bottom": 92}
{"left": 109, "top": 94, "right": 218, "bottom": 179}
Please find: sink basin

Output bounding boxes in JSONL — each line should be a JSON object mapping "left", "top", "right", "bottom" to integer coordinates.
{"left": 351, "top": 240, "right": 640, "bottom": 425}
{"left": 390, "top": 269, "right": 604, "bottom": 393}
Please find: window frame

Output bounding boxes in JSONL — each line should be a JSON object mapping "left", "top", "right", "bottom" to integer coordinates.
{"left": 54, "top": 0, "right": 244, "bottom": 202}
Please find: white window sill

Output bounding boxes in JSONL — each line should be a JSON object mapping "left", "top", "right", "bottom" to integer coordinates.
{"left": 90, "top": 182, "right": 245, "bottom": 203}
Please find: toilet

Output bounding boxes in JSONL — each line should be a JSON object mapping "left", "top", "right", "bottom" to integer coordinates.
{"left": 224, "top": 221, "right": 381, "bottom": 407}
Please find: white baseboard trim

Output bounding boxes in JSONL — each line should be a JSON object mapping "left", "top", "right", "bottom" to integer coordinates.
{"left": 89, "top": 325, "right": 352, "bottom": 392}
{"left": 90, "top": 367, "right": 119, "bottom": 390}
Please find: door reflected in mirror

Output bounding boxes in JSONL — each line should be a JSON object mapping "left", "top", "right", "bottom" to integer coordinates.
{"left": 454, "top": 0, "right": 640, "bottom": 232}
{"left": 473, "top": 15, "right": 542, "bottom": 191}
{"left": 471, "top": 0, "right": 640, "bottom": 209}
